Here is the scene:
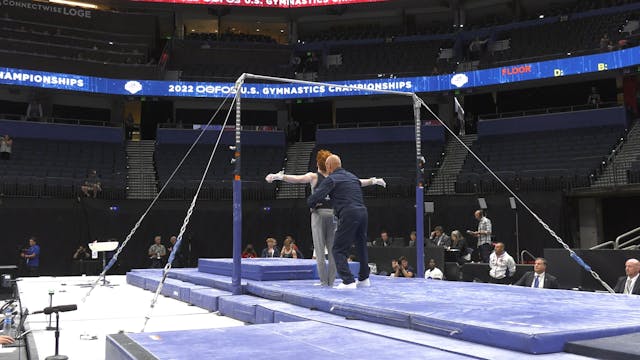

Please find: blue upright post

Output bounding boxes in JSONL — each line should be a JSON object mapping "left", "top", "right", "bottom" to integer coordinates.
{"left": 413, "top": 96, "right": 425, "bottom": 277}
{"left": 231, "top": 78, "right": 243, "bottom": 295}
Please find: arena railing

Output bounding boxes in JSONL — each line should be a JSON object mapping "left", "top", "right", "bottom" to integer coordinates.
{"left": 478, "top": 102, "right": 620, "bottom": 120}
{"left": 0, "top": 114, "right": 116, "bottom": 127}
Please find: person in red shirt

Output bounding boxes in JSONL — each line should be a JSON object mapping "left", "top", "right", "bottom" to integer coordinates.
{"left": 242, "top": 244, "right": 257, "bottom": 258}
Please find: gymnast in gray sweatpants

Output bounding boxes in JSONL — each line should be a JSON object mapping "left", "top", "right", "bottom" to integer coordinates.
{"left": 266, "top": 149, "right": 386, "bottom": 287}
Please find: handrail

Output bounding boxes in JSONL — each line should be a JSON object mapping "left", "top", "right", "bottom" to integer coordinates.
{"left": 520, "top": 249, "right": 536, "bottom": 263}
{"left": 618, "top": 234, "right": 640, "bottom": 249}
{"left": 615, "top": 226, "right": 640, "bottom": 249}
{"left": 590, "top": 240, "right": 615, "bottom": 250}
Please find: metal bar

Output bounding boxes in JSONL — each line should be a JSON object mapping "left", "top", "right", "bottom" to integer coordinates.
{"left": 615, "top": 226, "right": 640, "bottom": 249}
{"left": 589, "top": 240, "right": 614, "bottom": 250}
{"left": 413, "top": 96, "right": 425, "bottom": 277}
{"left": 231, "top": 75, "right": 244, "bottom": 295}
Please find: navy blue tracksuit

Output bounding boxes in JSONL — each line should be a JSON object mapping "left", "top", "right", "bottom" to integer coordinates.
{"left": 307, "top": 168, "right": 369, "bottom": 285}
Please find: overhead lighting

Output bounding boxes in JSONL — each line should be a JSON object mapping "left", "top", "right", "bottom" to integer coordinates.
{"left": 539, "top": 14, "right": 544, "bottom": 19}
{"left": 49, "top": 0, "right": 98, "bottom": 9}
{"left": 256, "top": 28, "right": 260, "bottom": 32}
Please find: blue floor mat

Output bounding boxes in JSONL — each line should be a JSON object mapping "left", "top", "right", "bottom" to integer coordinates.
{"left": 198, "top": 258, "right": 361, "bottom": 281}
{"left": 107, "top": 321, "right": 477, "bottom": 360}
{"left": 245, "top": 275, "right": 640, "bottom": 354}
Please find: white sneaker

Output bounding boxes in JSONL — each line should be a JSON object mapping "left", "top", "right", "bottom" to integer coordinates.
{"left": 356, "top": 278, "right": 371, "bottom": 288}
{"left": 334, "top": 282, "right": 357, "bottom": 290}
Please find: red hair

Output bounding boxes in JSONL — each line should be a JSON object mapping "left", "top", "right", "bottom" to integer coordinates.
{"left": 316, "top": 149, "right": 332, "bottom": 172}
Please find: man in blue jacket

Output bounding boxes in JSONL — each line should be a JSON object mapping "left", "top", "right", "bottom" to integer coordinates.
{"left": 307, "top": 155, "right": 370, "bottom": 289}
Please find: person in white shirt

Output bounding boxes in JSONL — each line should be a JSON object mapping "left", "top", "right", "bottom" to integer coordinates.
{"left": 614, "top": 258, "right": 640, "bottom": 295}
{"left": 515, "top": 257, "right": 559, "bottom": 289}
{"left": 424, "top": 258, "right": 444, "bottom": 280}
{"left": 488, "top": 242, "right": 516, "bottom": 284}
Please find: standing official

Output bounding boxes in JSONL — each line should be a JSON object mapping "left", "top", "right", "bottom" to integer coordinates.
{"left": 307, "top": 155, "right": 370, "bottom": 289}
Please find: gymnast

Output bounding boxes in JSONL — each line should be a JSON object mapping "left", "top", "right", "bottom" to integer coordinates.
{"left": 266, "top": 149, "right": 385, "bottom": 287}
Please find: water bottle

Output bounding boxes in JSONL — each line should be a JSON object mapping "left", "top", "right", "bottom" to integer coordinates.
{"left": 2, "top": 309, "right": 12, "bottom": 334}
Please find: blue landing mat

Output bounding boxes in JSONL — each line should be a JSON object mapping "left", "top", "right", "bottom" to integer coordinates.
{"left": 198, "top": 258, "right": 360, "bottom": 281}
{"left": 246, "top": 275, "right": 640, "bottom": 354}
{"left": 106, "top": 321, "right": 476, "bottom": 360}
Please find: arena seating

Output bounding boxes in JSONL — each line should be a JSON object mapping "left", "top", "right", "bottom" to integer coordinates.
{"left": 171, "top": 39, "right": 293, "bottom": 81}
{"left": 0, "top": 138, "right": 126, "bottom": 199}
{"left": 456, "top": 125, "right": 624, "bottom": 193}
{"left": 0, "top": 9, "right": 159, "bottom": 78}
{"left": 626, "top": 158, "right": 640, "bottom": 183}
{"left": 154, "top": 143, "right": 285, "bottom": 200}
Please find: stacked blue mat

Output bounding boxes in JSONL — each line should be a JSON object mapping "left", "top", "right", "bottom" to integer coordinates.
{"left": 126, "top": 259, "right": 640, "bottom": 356}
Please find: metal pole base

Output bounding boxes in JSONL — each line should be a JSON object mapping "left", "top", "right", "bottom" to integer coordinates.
{"left": 45, "top": 355, "right": 68, "bottom": 360}
{"left": 45, "top": 326, "right": 56, "bottom": 331}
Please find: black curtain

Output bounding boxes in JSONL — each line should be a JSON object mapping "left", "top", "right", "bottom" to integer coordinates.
{"left": 0, "top": 192, "right": 569, "bottom": 276}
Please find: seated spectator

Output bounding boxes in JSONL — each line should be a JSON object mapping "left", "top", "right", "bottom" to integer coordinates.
{"left": 424, "top": 258, "right": 444, "bottom": 280}
{"left": 0, "top": 134, "right": 12, "bottom": 160}
{"left": 489, "top": 242, "right": 516, "bottom": 284}
{"left": 408, "top": 231, "right": 417, "bottom": 247}
{"left": 73, "top": 245, "right": 91, "bottom": 260}
{"left": 148, "top": 235, "right": 166, "bottom": 268}
{"left": 613, "top": 258, "right": 640, "bottom": 295}
{"left": 392, "top": 256, "right": 414, "bottom": 278}
{"left": 515, "top": 257, "right": 558, "bottom": 289}
{"left": 285, "top": 235, "right": 304, "bottom": 258}
{"left": 81, "top": 169, "right": 102, "bottom": 198}
{"left": 429, "top": 226, "right": 451, "bottom": 248}
{"left": 280, "top": 237, "right": 298, "bottom": 259}
{"left": 347, "top": 254, "right": 356, "bottom": 262}
{"left": 374, "top": 230, "right": 393, "bottom": 247}
{"left": 449, "top": 230, "right": 471, "bottom": 264}
{"left": 261, "top": 237, "right": 280, "bottom": 258}
{"left": 242, "top": 244, "right": 257, "bottom": 258}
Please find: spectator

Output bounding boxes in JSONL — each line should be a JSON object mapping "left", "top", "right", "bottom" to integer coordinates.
{"left": 429, "top": 226, "right": 451, "bottom": 248}
{"left": 488, "top": 242, "right": 516, "bottom": 284}
{"left": 124, "top": 113, "right": 134, "bottom": 140}
{"left": 21, "top": 237, "right": 40, "bottom": 276}
{"left": 408, "top": 231, "right": 417, "bottom": 247}
{"left": 613, "top": 258, "right": 640, "bottom": 295}
{"left": 242, "top": 244, "right": 257, "bottom": 258}
{"left": 515, "top": 257, "right": 559, "bottom": 289}
{"left": 81, "top": 170, "right": 102, "bottom": 198}
{"left": 347, "top": 254, "right": 357, "bottom": 262}
{"left": 468, "top": 210, "right": 492, "bottom": 262}
{"left": 280, "top": 237, "right": 298, "bottom": 258}
{"left": 424, "top": 258, "right": 444, "bottom": 280}
{"left": 148, "top": 235, "right": 166, "bottom": 268}
{"left": 261, "top": 237, "right": 280, "bottom": 258}
{"left": 449, "top": 230, "right": 471, "bottom": 264}
{"left": 166, "top": 235, "right": 185, "bottom": 267}
{"left": 73, "top": 245, "right": 91, "bottom": 260}
{"left": 599, "top": 33, "right": 610, "bottom": 50}
{"left": 392, "top": 256, "right": 415, "bottom": 278}
{"left": 587, "top": 86, "right": 601, "bottom": 106}
{"left": 26, "top": 99, "right": 43, "bottom": 121}
{"left": 285, "top": 235, "right": 304, "bottom": 258}
{"left": 374, "top": 230, "right": 393, "bottom": 247}
{"left": 0, "top": 134, "right": 12, "bottom": 160}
